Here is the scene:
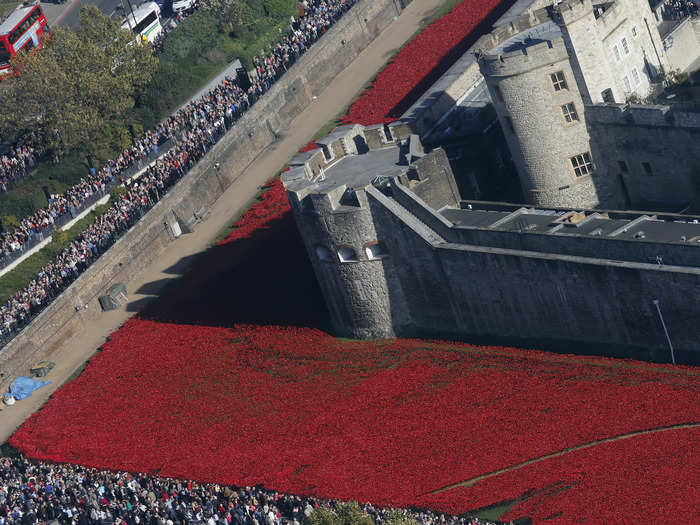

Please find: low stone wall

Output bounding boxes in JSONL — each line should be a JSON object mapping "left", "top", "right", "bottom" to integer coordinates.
{"left": 586, "top": 103, "right": 700, "bottom": 210}
{"left": 0, "top": 0, "right": 410, "bottom": 389}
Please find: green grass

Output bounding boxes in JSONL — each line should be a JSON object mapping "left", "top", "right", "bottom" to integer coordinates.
{"left": 426, "top": 0, "right": 462, "bottom": 24}
{"left": 0, "top": 200, "right": 111, "bottom": 304}
{"left": 471, "top": 501, "right": 517, "bottom": 521}
{"left": 210, "top": 188, "right": 267, "bottom": 246}
{"left": 0, "top": 10, "right": 296, "bottom": 223}
{"left": 0, "top": 150, "right": 90, "bottom": 221}
{"left": 61, "top": 343, "right": 105, "bottom": 387}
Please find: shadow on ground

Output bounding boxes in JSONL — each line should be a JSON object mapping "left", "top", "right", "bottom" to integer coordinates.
{"left": 134, "top": 210, "right": 330, "bottom": 330}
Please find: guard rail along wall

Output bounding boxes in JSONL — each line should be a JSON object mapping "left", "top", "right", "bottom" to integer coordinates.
{"left": 0, "top": 0, "right": 411, "bottom": 390}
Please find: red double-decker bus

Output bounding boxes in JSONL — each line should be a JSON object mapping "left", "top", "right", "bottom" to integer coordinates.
{"left": 0, "top": 5, "right": 50, "bottom": 75}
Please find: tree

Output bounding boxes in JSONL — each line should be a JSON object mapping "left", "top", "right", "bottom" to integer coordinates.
{"left": 263, "top": 0, "right": 296, "bottom": 18}
{"left": 201, "top": 0, "right": 246, "bottom": 33}
{"left": 305, "top": 502, "right": 375, "bottom": 525}
{"left": 0, "top": 6, "right": 157, "bottom": 158}
{"left": 304, "top": 502, "right": 421, "bottom": 525}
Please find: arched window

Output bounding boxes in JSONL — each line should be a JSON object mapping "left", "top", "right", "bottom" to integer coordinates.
{"left": 337, "top": 246, "right": 358, "bottom": 263}
{"left": 315, "top": 246, "right": 334, "bottom": 262}
{"left": 364, "top": 241, "right": 388, "bottom": 260}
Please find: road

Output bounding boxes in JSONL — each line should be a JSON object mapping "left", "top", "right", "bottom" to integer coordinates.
{"left": 40, "top": 0, "right": 133, "bottom": 28}
{"left": 0, "top": 0, "right": 449, "bottom": 443}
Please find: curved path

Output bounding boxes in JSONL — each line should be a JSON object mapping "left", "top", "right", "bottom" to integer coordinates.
{"left": 0, "top": 0, "right": 449, "bottom": 443}
{"left": 426, "top": 421, "right": 700, "bottom": 495}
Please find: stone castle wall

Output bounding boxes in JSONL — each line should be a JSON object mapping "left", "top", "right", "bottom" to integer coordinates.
{"left": 390, "top": 183, "right": 700, "bottom": 268}
{"left": 289, "top": 188, "right": 409, "bottom": 339}
{"left": 365, "top": 182, "right": 700, "bottom": 362}
{"left": 586, "top": 103, "right": 700, "bottom": 210}
{"left": 663, "top": 17, "right": 700, "bottom": 74}
{"left": 0, "top": 0, "right": 411, "bottom": 388}
{"left": 402, "top": 0, "right": 548, "bottom": 135}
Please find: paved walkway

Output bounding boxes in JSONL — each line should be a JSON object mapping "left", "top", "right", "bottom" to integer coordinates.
{"left": 0, "top": 0, "right": 449, "bottom": 444}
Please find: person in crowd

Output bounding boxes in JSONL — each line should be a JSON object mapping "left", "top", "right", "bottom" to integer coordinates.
{"left": 663, "top": 0, "right": 699, "bottom": 19}
{"left": 0, "top": 456, "right": 502, "bottom": 525}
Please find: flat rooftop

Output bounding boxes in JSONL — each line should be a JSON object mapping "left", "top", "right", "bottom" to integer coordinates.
{"left": 441, "top": 202, "right": 700, "bottom": 245}
{"left": 490, "top": 21, "right": 562, "bottom": 54}
{"left": 314, "top": 145, "right": 406, "bottom": 192}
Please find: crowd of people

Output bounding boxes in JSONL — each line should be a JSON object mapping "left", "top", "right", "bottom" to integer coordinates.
{"left": 0, "top": 140, "right": 38, "bottom": 194}
{"left": 0, "top": 456, "right": 510, "bottom": 525}
{"left": 0, "top": 0, "right": 359, "bottom": 345}
{"left": 660, "top": 0, "right": 699, "bottom": 19}
{"left": 0, "top": 0, "right": 202, "bottom": 196}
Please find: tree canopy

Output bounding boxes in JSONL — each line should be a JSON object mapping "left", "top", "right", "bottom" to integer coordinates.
{"left": 304, "top": 502, "right": 418, "bottom": 525}
{"left": 0, "top": 6, "right": 157, "bottom": 157}
{"left": 201, "top": 0, "right": 295, "bottom": 33}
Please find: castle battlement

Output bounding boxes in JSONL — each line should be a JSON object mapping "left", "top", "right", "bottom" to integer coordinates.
{"left": 551, "top": 0, "right": 594, "bottom": 26}
{"left": 282, "top": 124, "right": 446, "bottom": 213}
{"left": 585, "top": 103, "right": 700, "bottom": 129}
{"left": 283, "top": 120, "right": 700, "bottom": 359}
{"left": 473, "top": 7, "right": 554, "bottom": 55}
{"left": 478, "top": 34, "right": 569, "bottom": 78}
{"left": 593, "top": 1, "right": 625, "bottom": 29}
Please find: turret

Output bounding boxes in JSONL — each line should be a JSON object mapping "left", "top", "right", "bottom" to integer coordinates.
{"left": 478, "top": 31, "right": 608, "bottom": 208}
{"left": 282, "top": 124, "right": 459, "bottom": 338}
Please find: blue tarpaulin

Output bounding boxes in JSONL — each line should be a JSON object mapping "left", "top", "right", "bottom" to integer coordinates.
{"left": 4, "top": 376, "right": 50, "bottom": 402}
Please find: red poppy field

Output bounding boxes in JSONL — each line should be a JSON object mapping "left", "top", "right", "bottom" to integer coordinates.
{"left": 9, "top": 1, "right": 700, "bottom": 523}
{"left": 341, "top": 0, "right": 516, "bottom": 124}
{"left": 10, "top": 179, "right": 700, "bottom": 524}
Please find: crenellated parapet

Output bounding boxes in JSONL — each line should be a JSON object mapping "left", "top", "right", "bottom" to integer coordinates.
{"left": 473, "top": 7, "right": 554, "bottom": 57}
{"left": 282, "top": 123, "right": 460, "bottom": 339}
{"left": 477, "top": 37, "right": 569, "bottom": 78}
{"left": 585, "top": 103, "right": 700, "bottom": 129}
{"left": 550, "top": 0, "right": 594, "bottom": 26}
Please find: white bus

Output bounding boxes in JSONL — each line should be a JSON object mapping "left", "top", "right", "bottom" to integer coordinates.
{"left": 121, "top": 2, "right": 162, "bottom": 44}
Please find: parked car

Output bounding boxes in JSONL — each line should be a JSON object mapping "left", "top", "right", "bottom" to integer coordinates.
{"left": 172, "top": 0, "right": 195, "bottom": 12}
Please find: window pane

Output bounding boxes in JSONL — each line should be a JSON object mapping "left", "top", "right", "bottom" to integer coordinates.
{"left": 133, "top": 12, "right": 157, "bottom": 34}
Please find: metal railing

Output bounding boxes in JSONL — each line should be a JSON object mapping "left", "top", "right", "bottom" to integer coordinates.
{"left": 0, "top": 0, "right": 362, "bottom": 350}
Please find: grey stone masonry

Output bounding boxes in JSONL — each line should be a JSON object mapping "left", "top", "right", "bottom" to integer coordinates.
{"left": 477, "top": 28, "right": 607, "bottom": 208}
{"left": 0, "top": 0, "right": 412, "bottom": 389}
{"left": 586, "top": 103, "right": 700, "bottom": 211}
{"left": 469, "top": 0, "right": 687, "bottom": 211}
{"left": 283, "top": 125, "right": 458, "bottom": 339}
{"left": 284, "top": 122, "right": 700, "bottom": 362}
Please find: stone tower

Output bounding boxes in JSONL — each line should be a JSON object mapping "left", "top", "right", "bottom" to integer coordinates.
{"left": 283, "top": 123, "right": 460, "bottom": 339}
{"left": 478, "top": 29, "right": 606, "bottom": 208}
